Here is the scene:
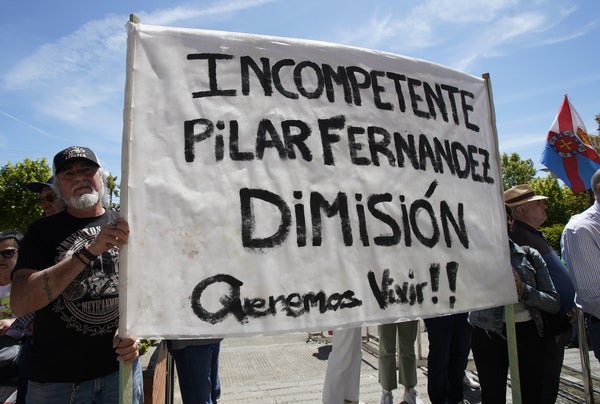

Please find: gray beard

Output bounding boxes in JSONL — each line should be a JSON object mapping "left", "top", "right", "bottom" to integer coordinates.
{"left": 68, "top": 190, "right": 100, "bottom": 209}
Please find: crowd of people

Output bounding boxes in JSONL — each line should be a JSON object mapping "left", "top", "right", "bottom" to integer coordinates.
{"left": 320, "top": 180, "right": 599, "bottom": 404}
{"left": 1, "top": 144, "right": 599, "bottom": 404}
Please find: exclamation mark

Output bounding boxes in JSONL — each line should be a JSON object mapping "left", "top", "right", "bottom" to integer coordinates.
{"left": 429, "top": 263, "right": 440, "bottom": 304}
{"left": 446, "top": 261, "right": 458, "bottom": 308}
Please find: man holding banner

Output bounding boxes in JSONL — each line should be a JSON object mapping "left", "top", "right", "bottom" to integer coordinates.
{"left": 10, "top": 146, "right": 143, "bottom": 403}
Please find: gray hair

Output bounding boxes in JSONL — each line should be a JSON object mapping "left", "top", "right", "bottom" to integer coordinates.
{"left": 52, "top": 167, "right": 110, "bottom": 207}
{"left": 592, "top": 169, "right": 600, "bottom": 202}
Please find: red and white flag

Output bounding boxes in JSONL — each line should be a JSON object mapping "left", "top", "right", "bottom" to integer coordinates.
{"left": 541, "top": 95, "right": 600, "bottom": 193}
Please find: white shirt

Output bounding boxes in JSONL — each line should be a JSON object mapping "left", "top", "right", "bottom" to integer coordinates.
{"left": 562, "top": 200, "right": 600, "bottom": 318}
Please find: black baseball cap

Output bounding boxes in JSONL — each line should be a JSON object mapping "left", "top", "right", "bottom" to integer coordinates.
{"left": 53, "top": 146, "right": 101, "bottom": 175}
{"left": 25, "top": 176, "right": 54, "bottom": 193}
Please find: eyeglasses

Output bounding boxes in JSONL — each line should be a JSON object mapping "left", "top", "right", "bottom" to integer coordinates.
{"left": 0, "top": 249, "right": 17, "bottom": 259}
{"left": 40, "top": 192, "right": 57, "bottom": 204}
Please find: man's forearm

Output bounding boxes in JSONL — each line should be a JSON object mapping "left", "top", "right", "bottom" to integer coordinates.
{"left": 10, "top": 253, "right": 89, "bottom": 316}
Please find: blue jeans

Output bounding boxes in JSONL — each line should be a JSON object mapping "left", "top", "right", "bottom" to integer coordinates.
{"left": 26, "top": 358, "right": 143, "bottom": 404}
{"left": 167, "top": 341, "right": 221, "bottom": 404}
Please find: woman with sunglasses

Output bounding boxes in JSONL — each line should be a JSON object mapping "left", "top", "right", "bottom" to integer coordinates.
{"left": 0, "top": 230, "right": 22, "bottom": 381}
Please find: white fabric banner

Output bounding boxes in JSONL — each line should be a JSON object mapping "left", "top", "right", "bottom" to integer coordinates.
{"left": 120, "top": 22, "right": 515, "bottom": 338}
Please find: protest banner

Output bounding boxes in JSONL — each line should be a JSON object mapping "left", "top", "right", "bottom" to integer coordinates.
{"left": 119, "top": 22, "right": 516, "bottom": 338}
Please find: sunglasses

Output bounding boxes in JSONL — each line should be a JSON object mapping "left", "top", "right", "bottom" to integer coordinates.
{"left": 0, "top": 249, "right": 17, "bottom": 259}
{"left": 41, "top": 192, "right": 57, "bottom": 203}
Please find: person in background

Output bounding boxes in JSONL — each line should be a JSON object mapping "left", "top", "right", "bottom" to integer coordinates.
{"left": 8, "top": 177, "right": 67, "bottom": 404}
{"left": 0, "top": 231, "right": 22, "bottom": 381}
{"left": 10, "top": 146, "right": 142, "bottom": 403}
{"left": 562, "top": 169, "right": 600, "bottom": 365}
{"left": 167, "top": 339, "right": 222, "bottom": 404}
{"left": 378, "top": 320, "right": 423, "bottom": 404}
{"left": 322, "top": 327, "right": 363, "bottom": 404}
{"left": 469, "top": 204, "right": 560, "bottom": 403}
{"left": 504, "top": 184, "right": 576, "bottom": 403}
{"left": 25, "top": 176, "right": 64, "bottom": 217}
{"left": 424, "top": 313, "right": 471, "bottom": 404}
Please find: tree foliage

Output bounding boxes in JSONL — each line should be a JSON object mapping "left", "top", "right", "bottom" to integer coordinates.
{"left": 501, "top": 152, "right": 594, "bottom": 252}
{"left": 532, "top": 176, "right": 592, "bottom": 225}
{"left": 0, "top": 158, "right": 51, "bottom": 233}
{"left": 530, "top": 175, "right": 592, "bottom": 252}
{"left": 500, "top": 153, "right": 536, "bottom": 190}
{"left": 106, "top": 173, "right": 120, "bottom": 210}
{"left": 0, "top": 158, "right": 122, "bottom": 232}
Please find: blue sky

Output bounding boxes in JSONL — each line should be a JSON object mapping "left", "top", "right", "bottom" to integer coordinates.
{"left": 1, "top": 0, "right": 599, "bottom": 179}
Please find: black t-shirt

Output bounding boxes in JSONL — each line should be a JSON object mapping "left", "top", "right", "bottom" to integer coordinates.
{"left": 14, "top": 209, "right": 121, "bottom": 383}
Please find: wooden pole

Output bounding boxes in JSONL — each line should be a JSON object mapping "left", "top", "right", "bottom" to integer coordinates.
{"left": 120, "top": 13, "right": 139, "bottom": 404}
{"left": 483, "top": 71, "right": 521, "bottom": 402}
{"left": 505, "top": 304, "right": 521, "bottom": 404}
{"left": 119, "top": 361, "right": 133, "bottom": 404}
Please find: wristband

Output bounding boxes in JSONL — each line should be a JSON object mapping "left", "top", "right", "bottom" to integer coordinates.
{"left": 73, "top": 252, "right": 89, "bottom": 266}
{"left": 79, "top": 247, "right": 98, "bottom": 262}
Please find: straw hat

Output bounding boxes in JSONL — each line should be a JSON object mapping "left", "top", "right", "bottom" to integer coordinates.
{"left": 504, "top": 184, "right": 548, "bottom": 208}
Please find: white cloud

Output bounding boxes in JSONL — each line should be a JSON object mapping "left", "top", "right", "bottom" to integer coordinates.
{"left": 333, "top": 0, "right": 591, "bottom": 72}
{"left": 0, "top": 109, "right": 59, "bottom": 140}
{"left": 139, "top": 0, "right": 274, "bottom": 26}
{"left": 0, "top": 0, "right": 275, "bottom": 140}
{"left": 536, "top": 21, "right": 596, "bottom": 46}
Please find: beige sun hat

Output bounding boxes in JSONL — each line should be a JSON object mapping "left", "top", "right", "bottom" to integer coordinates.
{"left": 504, "top": 184, "right": 548, "bottom": 208}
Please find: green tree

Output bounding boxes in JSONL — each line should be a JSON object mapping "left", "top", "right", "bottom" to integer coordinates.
{"left": 500, "top": 153, "right": 536, "bottom": 190}
{"left": 529, "top": 174, "right": 591, "bottom": 252}
{"left": 0, "top": 158, "right": 51, "bottom": 233}
{"left": 1, "top": 158, "right": 122, "bottom": 233}
{"left": 530, "top": 176, "right": 566, "bottom": 226}
{"left": 106, "top": 173, "right": 120, "bottom": 210}
{"left": 500, "top": 153, "right": 593, "bottom": 253}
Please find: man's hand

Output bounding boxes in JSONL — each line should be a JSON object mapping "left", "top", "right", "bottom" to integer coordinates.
{"left": 113, "top": 332, "right": 139, "bottom": 364}
{"left": 88, "top": 217, "right": 130, "bottom": 256}
{"left": 0, "top": 319, "right": 15, "bottom": 336}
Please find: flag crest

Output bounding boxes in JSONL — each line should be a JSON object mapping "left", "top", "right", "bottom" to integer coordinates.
{"left": 540, "top": 95, "right": 600, "bottom": 193}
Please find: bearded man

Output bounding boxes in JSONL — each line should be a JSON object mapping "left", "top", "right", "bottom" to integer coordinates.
{"left": 10, "top": 146, "right": 143, "bottom": 403}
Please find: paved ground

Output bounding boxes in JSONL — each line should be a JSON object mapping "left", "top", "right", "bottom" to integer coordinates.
{"left": 214, "top": 326, "right": 477, "bottom": 404}
{"left": 167, "top": 321, "right": 600, "bottom": 404}
{"left": 2, "top": 322, "right": 597, "bottom": 404}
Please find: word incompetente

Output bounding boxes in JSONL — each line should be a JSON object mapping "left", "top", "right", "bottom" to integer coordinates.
{"left": 187, "top": 53, "right": 481, "bottom": 133}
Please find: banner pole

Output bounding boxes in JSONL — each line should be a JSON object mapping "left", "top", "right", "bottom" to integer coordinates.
{"left": 482, "top": 73, "right": 502, "bottom": 195}
{"left": 504, "top": 304, "right": 521, "bottom": 404}
{"left": 119, "top": 13, "right": 140, "bottom": 404}
{"left": 119, "top": 361, "right": 133, "bottom": 404}
{"left": 483, "top": 72, "right": 521, "bottom": 402}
